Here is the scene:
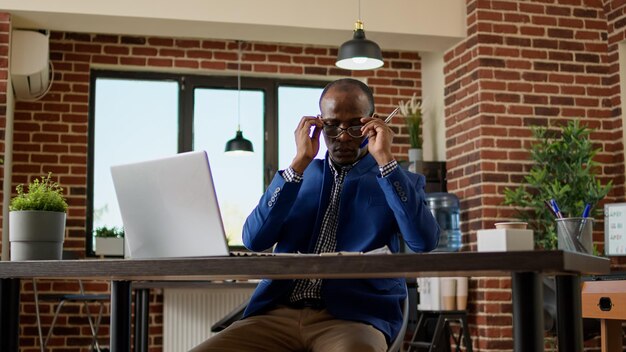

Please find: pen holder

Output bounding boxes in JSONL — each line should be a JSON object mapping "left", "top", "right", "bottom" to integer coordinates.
{"left": 556, "top": 217, "right": 593, "bottom": 254}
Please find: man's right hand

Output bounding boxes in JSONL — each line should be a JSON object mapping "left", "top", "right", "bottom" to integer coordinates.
{"left": 290, "top": 115, "right": 324, "bottom": 174}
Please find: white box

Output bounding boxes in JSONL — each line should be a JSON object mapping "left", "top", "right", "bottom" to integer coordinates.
{"left": 417, "top": 277, "right": 440, "bottom": 310}
{"left": 95, "top": 237, "right": 125, "bottom": 256}
{"left": 477, "top": 229, "right": 534, "bottom": 252}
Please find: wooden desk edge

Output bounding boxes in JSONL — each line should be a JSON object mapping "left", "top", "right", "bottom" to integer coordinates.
{"left": 0, "top": 251, "right": 610, "bottom": 281}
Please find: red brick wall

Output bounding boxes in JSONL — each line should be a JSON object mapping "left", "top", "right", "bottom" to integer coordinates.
{"left": 4, "top": 30, "right": 421, "bottom": 350}
{"left": 0, "top": 13, "right": 9, "bottom": 258}
{"left": 444, "top": 0, "right": 621, "bottom": 350}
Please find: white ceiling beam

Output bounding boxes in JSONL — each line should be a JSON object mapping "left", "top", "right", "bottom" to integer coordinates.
{"left": 3, "top": 0, "right": 466, "bottom": 52}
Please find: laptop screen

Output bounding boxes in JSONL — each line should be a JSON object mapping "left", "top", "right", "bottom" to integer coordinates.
{"left": 110, "top": 151, "right": 230, "bottom": 258}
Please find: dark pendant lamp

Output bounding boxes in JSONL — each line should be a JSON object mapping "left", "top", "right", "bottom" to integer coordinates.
{"left": 335, "top": 0, "right": 384, "bottom": 70}
{"left": 225, "top": 41, "right": 254, "bottom": 154}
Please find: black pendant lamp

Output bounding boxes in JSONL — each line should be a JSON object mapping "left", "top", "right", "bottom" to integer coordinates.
{"left": 335, "top": 0, "right": 384, "bottom": 71}
{"left": 225, "top": 41, "right": 254, "bottom": 154}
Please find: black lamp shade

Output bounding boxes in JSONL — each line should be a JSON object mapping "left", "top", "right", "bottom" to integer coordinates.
{"left": 336, "top": 28, "right": 384, "bottom": 70}
{"left": 225, "top": 130, "right": 254, "bottom": 154}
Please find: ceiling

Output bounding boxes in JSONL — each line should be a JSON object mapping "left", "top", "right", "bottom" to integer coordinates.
{"left": 2, "top": 0, "right": 467, "bottom": 53}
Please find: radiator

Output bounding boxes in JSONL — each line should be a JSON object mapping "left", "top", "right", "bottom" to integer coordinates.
{"left": 163, "top": 285, "right": 255, "bottom": 351}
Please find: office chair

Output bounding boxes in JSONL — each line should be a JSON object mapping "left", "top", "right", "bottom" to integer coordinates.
{"left": 388, "top": 296, "right": 410, "bottom": 352}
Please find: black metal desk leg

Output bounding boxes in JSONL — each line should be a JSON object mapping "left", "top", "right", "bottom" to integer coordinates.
{"left": 511, "top": 272, "right": 544, "bottom": 352}
{"left": 111, "top": 280, "right": 132, "bottom": 351}
{"left": 555, "top": 275, "right": 583, "bottom": 352}
{"left": 134, "top": 288, "right": 150, "bottom": 352}
{"left": 0, "top": 278, "right": 20, "bottom": 352}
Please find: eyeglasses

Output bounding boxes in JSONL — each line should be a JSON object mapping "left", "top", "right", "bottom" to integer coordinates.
{"left": 322, "top": 124, "right": 364, "bottom": 138}
{"left": 322, "top": 123, "right": 364, "bottom": 139}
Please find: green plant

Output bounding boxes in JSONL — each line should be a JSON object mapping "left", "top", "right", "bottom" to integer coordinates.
{"left": 398, "top": 93, "right": 423, "bottom": 149}
{"left": 94, "top": 226, "right": 124, "bottom": 238}
{"left": 503, "top": 120, "right": 612, "bottom": 250}
{"left": 9, "top": 172, "right": 68, "bottom": 212}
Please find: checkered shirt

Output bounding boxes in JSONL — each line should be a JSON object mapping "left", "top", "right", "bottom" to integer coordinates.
{"left": 288, "top": 159, "right": 352, "bottom": 303}
{"left": 284, "top": 158, "right": 397, "bottom": 304}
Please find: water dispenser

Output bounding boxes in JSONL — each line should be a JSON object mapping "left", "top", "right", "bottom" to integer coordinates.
{"left": 425, "top": 192, "right": 462, "bottom": 252}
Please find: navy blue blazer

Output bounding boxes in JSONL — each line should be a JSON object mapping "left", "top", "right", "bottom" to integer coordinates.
{"left": 242, "top": 153, "right": 440, "bottom": 342}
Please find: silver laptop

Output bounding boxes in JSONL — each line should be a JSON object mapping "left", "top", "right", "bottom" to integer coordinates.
{"left": 110, "top": 151, "right": 229, "bottom": 259}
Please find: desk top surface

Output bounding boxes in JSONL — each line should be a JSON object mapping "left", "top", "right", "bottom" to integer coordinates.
{"left": 0, "top": 250, "right": 610, "bottom": 281}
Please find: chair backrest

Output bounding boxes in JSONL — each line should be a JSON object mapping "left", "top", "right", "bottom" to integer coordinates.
{"left": 387, "top": 294, "right": 410, "bottom": 352}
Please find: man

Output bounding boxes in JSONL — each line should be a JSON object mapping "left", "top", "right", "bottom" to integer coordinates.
{"left": 192, "top": 78, "right": 439, "bottom": 352}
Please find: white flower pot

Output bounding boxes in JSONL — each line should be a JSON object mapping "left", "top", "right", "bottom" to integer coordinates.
{"left": 9, "top": 211, "right": 66, "bottom": 261}
{"left": 408, "top": 148, "right": 423, "bottom": 162}
{"left": 95, "top": 237, "right": 125, "bottom": 256}
{"left": 408, "top": 148, "right": 424, "bottom": 173}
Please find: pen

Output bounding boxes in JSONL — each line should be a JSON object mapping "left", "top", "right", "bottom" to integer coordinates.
{"left": 581, "top": 203, "right": 591, "bottom": 218}
{"left": 550, "top": 199, "right": 563, "bottom": 219}
{"left": 359, "top": 107, "right": 400, "bottom": 148}
{"left": 544, "top": 200, "right": 558, "bottom": 218}
{"left": 577, "top": 203, "right": 592, "bottom": 252}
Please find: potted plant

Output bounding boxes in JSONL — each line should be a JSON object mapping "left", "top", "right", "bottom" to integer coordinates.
{"left": 399, "top": 93, "right": 423, "bottom": 170}
{"left": 94, "top": 226, "right": 125, "bottom": 257}
{"left": 503, "top": 120, "right": 612, "bottom": 250}
{"left": 9, "top": 172, "right": 68, "bottom": 260}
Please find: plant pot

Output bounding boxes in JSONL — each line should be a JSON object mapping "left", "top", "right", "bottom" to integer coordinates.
{"left": 95, "top": 237, "right": 125, "bottom": 256}
{"left": 408, "top": 148, "right": 423, "bottom": 162}
{"left": 9, "top": 210, "right": 66, "bottom": 261}
{"left": 408, "top": 148, "right": 423, "bottom": 173}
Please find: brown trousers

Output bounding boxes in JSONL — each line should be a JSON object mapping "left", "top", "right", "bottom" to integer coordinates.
{"left": 190, "top": 306, "right": 388, "bottom": 352}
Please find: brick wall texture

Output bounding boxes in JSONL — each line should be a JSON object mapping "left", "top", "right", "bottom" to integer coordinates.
{"left": 2, "top": 0, "right": 626, "bottom": 350}
{"left": 445, "top": 0, "right": 625, "bottom": 350}
{"left": 0, "top": 13, "right": 9, "bottom": 252}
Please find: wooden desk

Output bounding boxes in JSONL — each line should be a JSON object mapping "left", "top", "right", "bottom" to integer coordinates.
{"left": 582, "top": 280, "right": 626, "bottom": 352}
{"left": 0, "top": 251, "right": 610, "bottom": 352}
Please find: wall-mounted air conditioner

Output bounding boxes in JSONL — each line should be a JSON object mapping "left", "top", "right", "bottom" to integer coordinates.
{"left": 10, "top": 29, "right": 51, "bottom": 101}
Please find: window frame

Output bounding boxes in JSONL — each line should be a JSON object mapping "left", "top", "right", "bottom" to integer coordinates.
{"left": 86, "top": 69, "right": 328, "bottom": 256}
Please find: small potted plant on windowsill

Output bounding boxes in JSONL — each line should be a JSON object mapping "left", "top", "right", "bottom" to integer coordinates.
{"left": 9, "top": 172, "right": 68, "bottom": 261}
{"left": 94, "top": 226, "right": 125, "bottom": 257}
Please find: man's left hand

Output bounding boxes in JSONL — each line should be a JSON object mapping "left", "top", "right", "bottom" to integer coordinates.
{"left": 360, "top": 115, "right": 395, "bottom": 166}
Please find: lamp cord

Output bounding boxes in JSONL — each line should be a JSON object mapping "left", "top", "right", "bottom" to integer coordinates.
{"left": 358, "top": 0, "right": 361, "bottom": 21}
{"left": 237, "top": 41, "right": 242, "bottom": 131}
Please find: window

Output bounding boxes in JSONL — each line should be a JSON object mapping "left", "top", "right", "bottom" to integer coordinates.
{"left": 193, "top": 88, "right": 264, "bottom": 244}
{"left": 88, "top": 70, "right": 326, "bottom": 254}
{"left": 90, "top": 76, "right": 179, "bottom": 250}
{"left": 278, "top": 86, "right": 328, "bottom": 170}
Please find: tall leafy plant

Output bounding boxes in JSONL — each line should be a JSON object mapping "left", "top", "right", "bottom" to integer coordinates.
{"left": 399, "top": 93, "right": 423, "bottom": 149}
{"left": 503, "top": 120, "right": 612, "bottom": 249}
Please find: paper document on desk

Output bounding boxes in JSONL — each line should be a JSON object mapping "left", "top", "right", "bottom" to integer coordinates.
{"left": 319, "top": 245, "right": 392, "bottom": 256}
{"left": 232, "top": 245, "right": 392, "bottom": 257}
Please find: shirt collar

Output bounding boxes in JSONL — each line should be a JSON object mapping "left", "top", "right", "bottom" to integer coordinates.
{"left": 328, "top": 156, "right": 360, "bottom": 176}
